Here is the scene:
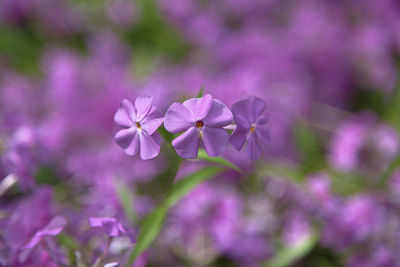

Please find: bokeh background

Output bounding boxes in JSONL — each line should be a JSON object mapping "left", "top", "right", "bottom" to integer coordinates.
{"left": 1, "top": 0, "right": 400, "bottom": 266}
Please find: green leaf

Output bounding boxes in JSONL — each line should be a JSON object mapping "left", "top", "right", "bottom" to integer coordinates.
{"left": 293, "top": 120, "right": 323, "bottom": 173}
{"left": 125, "top": 167, "right": 222, "bottom": 266}
{"left": 196, "top": 86, "right": 205, "bottom": 97}
{"left": 126, "top": 206, "right": 167, "bottom": 265}
{"left": 383, "top": 83, "right": 400, "bottom": 131}
{"left": 158, "top": 125, "right": 174, "bottom": 143}
{"left": 115, "top": 181, "right": 136, "bottom": 224}
{"left": 57, "top": 233, "right": 81, "bottom": 266}
{"left": 196, "top": 149, "right": 241, "bottom": 173}
{"left": 164, "top": 166, "right": 222, "bottom": 207}
{"left": 257, "top": 161, "right": 304, "bottom": 183}
{"left": 263, "top": 232, "right": 318, "bottom": 267}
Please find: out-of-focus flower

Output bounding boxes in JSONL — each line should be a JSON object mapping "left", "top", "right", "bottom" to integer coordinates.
{"left": 106, "top": 0, "right": 137, "bottom": 26}
{"left": 2, "top": 126, "right": 40, "bottom": 190}
{"left": 230, "top": 96, "right": 270, "bottom": 161}
{"left": 347, "top": 245, "right": 395, "bottom": 267}
{"left": 19, "top": 216, "right": 66, "bottom": 262}
{"left": 322, "top": 194, "right": 385, "bottom": 249}
{"left": 389, "top": 170, "right": 400, "bottom": 198}
{"left": 164, "top": 94, "right": 233, "bottom": 158}
{"left": 2, "top": 187, "right": 59, "bottom": 264}
{"left": 114, "top": 96, "right": 164, "bottom": 160}
{"left": 282, "top": 212, "right": 311, "bottom": 247}
{"left": 307, "top": 173, "right": 337, "bottom": 213}
{"left": 89, "top": 217, "right": 127, "bottom": 238}
{"left": 329, "top": 114, "right": 399, "bottom": 174}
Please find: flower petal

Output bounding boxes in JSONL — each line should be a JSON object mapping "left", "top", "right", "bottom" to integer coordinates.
{"left": 141, "top": 106, "right": 164, "bottom": 135}
{"left": 230, "top": 126, "right": 249, "bottom": 150}
{"left": 114, "top": 99, "right": 135, "bottom": 127}
{"left": 231, "top": 99, "right": 252, "bottom": 128}
{"left": 246, "top": 134, "right": 261, "bottom": 161}
{"left": 172, "top": 127, "right": 200, "bottom": 159}
{"left": 255, "top": 125, "right": 270, "bottom": 145}
{"left": 115, "top": 128, "right": 136, "bottom": 149}
{"left": 23, "top": 216, "right": 66, "bottom": 249}
{"left": 202, "top": 127, "right": 229, "bottom": 157}
{"left": 125, "top": 131, "right": 140, "bottom": 156}
{"left": 89, "top": 217, "right": 126, "bottom": 237}
{"left": 164, "top": 103, "right": 195, "bottom": 134}
{"left": 183, "top": 94, "right": 213, "bottom": 121}
{"left": 203, "top": 99, "right": 233, "bottom": 127}
{"left": 248, "top": 96, "right": 265, "bottom": 123}
{"left": 139, "top": 131, "right": 161, "bottom": 160}
{"left": 135, "top": 95, "right": 153, "bottom": 122}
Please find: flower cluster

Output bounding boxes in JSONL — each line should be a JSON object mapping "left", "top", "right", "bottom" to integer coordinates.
{"left": 114, "top": 94, "right": 270, "bottom": 161}
{"left": 1, "top": 0, "right": 400, "bottom": 265}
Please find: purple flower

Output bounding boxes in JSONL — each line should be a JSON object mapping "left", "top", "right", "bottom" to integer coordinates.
{"left": 19, "top": 216, "right": 67, "bottom": 262}
{"left": 230, "top": 96, "right": 270, "bottom": 161}
{"left": 329, "top": 114, "right": 399, "bottom": 174}
{"left": 164, "top": 94, "right": 233, "bottom": 159}
{"left": 89, "top": 217, "right": 127, "bottom": 237}
{"left": 114, "top": 96, "right": 163, "bottom": 160}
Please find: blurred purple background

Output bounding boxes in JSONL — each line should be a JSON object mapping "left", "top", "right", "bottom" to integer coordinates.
{"left": 1, "top": 0, "right": 400, "bottom": 266}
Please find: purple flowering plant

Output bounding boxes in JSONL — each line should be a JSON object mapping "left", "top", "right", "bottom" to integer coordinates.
{"left": 115, "top": 93, "right": 269, "bottom": 162}
{"left": 230, "top": 96, "right": 270, "bottom": 161}
{"left": 114, "top": 96, "right": 163, "bottom": 160}
{"left": 164, "top": 94, "right": 233, "bottom": 158}
{"left": 3, "top": 1, "right": 400, "bottom": 266}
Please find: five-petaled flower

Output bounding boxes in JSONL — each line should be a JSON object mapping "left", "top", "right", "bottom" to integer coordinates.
{"left": 164, "top": 94, "right": 233, "bottom": 159}
{"left": 114, "top": 96, "right": 163, "bottom": 160}
{"left": 89, "top": 217, "right": 127, "bottom": 238}
{"left": 230, "top": 96, "right": 270, "bottom": 161}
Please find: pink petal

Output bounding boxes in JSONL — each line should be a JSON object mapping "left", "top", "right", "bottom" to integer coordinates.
{"left": 114, "top": 99, "right": 135, "bottom": 127}
{"left": 203, "top": 99, "right": 233, "bottom": 127}
{"left": 255, "top": 125, "right": 270, "bottom": 145}
{"left": 231, "top": 99, "right": 253, "bottom": 128}
{"left": 201, "top": 127, "right": 229, "bottom": 157}
{"left": 23, "top": 216, "right": 66, "bottom": 249}
{"left": 230, "top": 126, "right": 249, "bottom": 150}
{"left": 141, "top": 106, "right": 164, "bottom": 135}
{"left": 135, "top": 96, "right": 153, "bottom": 122}
{"left": 183, "top": 94, "right": 213, "bottom": 121}
{"left": 248, "top": 96, "right": 265, "bottom": 123}
{"left": 115, "top": 128, "right": 136, "bottom": 149}
{"left": 89, "top": 217, "right": 126, "bottom": 237}
{"left": 172, "top": 127, "right": 200, "bottom": 159}
{"left": 246, "top": 134, "right": 261, "bottom": 161}
{"left": 164, "top": 103, "right": 195, "bottom": 134}
{"left": 124, "top": 131, "right": 140, "bottom": 156}
{"left": 103, "top": 220, "right": 123, "bottom": 237}
{"left": 139, "top": 131, "right": 161, "bottom": 160}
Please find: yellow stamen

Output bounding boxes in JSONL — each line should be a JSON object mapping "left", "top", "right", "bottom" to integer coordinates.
{"left": 250, "top": 126, "right": 255, "bottom": 133}
{"left": 196, "top": 120, "right": 204, "bottom": 128}
{"left": 136, "top": 122, "right": 141, "bottom": 129}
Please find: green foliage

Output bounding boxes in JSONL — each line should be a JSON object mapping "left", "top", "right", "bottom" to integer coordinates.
{"left": 293, "top": 120, "right": 324, "bottom": 174}
{"left": 35, "top": 166, "right": 58, "bottom": 185}
{"left": 0, "top": 25, "right": 43, "bottom": 74}
{"left": 263, "top": 232, "right": 318, "bottom": 267}
{"left": 125, "top": 166, "right": 222, "bottom": 266}
{"left": 196, "top": 149, "right": 242, "bottom": 173}
{"left": 383, "top": 83, "right": 400, "bottom": 131}
{"left": 350, "top": 88, "right": 386, "bottom": 116}
{"left": 196, "top": 86, "right": 205, "bottom": 97}
{"left": 116, "top": 181, "right": 137, "bottom": 224}
{"left": 126, "top": 0, "right": 190, "bottom": 65}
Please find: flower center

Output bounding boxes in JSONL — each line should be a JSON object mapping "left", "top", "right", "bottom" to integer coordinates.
{"left": 196, "top": 120, "right": 204, "bottom": 128}
{"left": 136, "top": 122, "right": 141, "bottom": 129}
{"left": 250, "top": 125, "right": 255, "bottom": 133}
